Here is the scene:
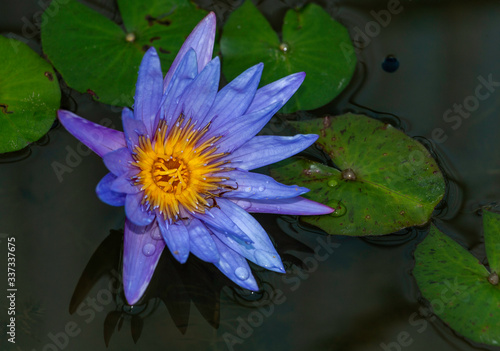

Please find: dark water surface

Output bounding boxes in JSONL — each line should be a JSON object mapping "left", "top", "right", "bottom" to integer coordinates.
{"left": 1, "top": 0, "right": 500, "bottom": 350}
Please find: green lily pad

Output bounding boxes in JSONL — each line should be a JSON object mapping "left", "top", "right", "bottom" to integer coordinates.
{"left": 220, "top": 1, "right": 356, "bottom": 113}
{"left": 41, "top": 0, "right": 207, "bottom": 107}
{"left": 414, "top": 219, "right": 500, "bottom": 346}
{"left": 269, "top": 113, "right": 445, "bottom": 236}
{"left": 0, "top": 36, "right": 60, "bottom": 153}
{"left": 484, "top": 210, "right": 500, "bottom": 274}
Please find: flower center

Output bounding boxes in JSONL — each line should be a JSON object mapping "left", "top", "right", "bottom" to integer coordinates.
{"left": 131, "top": 117, "right": 232, "bottom": 222}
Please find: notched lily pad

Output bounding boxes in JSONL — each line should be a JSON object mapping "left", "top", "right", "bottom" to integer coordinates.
{"left": 0, "top": 36, "right": 60, "bottom": 153}
{"left": 220, "top": 1, "right": 356, "bottom": 113}
{"left": 269, "top": 113, "right": 445, "bottom": 236}
{"left": 414, "top": 215, "right": 500, "bottom": 346}
{"left": 41, "top": 0, "right": 207, "bottom": 106}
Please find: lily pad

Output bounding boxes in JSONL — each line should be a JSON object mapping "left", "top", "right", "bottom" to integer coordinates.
{"left": 269, "top": 113, "right": 445, "bottom": 236}
{"left": 0, "top": 36, "right": 60, "bottom": 153}
{"left": 41, "top": 0, "right": 207, "bottom": 106}
{"left": 220, "top": 1, "right": 356, "bottom": 113}
{"left": 414, "top": 218, "right": 500, "bottom": 346}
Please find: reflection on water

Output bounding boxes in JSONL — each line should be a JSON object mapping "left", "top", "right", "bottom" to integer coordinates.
{"left": 68, "top": 225, "right": 317, "bottom": 347}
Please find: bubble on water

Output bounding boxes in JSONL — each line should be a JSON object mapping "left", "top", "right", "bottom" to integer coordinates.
{"left": 235, "top": 267, "right": 249, "bottom": 280}
{"left": 382, "top": 54, "right": 399, "bottom": 73}
{"left": 142, "top": 243, "right": 156, "bottom": 256}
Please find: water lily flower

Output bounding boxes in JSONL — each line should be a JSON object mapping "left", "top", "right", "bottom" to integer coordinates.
{"left": 58, "top": 12, "right": 333, "bottom": 305}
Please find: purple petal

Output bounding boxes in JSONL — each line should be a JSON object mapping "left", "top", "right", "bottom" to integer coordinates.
{"left": 158, "top": 49, "right": 198, "bottom": 128}
{"left": 163, "top": 12, "right": 216, "bottom": 90}
{"left": 122, "top": 108, "right": 148, "bottom": 152}
{"left": 58, "top": 110, "right": 125, "bottom": 157}
{"left": 134, "top": 47, "right": 163, "bottom": 135}
{"left": 230, "top": 196, "right": 334, "bottom": 215}
{"left": 193, "top": 207, "right": 253, "bottom": 244}
{"left": 200, "top": 63, "right": 263, "bottom": 128}
{"left": 212, "top": 235, "right": 259, "bottom": 291}
{"left": 185, "top": 218, "right": 219, "bottom": 263}
{"left": 157, "top": 217, "right": 190, "bottom": 263}
{"left": 123, "top": 220, "right": 165, "bottom": 305}
{"left": 213, "top": 101, "right": 281, "bottom": 154}
{"left": 125, "top": 192, "right": 155, "bottom": 226}
{"left": 95, "top": 173, "right": 126, "bottom": 206}
{"left": 219, "top": 170, "right": 308, "bottom": 199}
{"left": 211, "top": 198, "right": 285, "bottom": 273}
{"left": 110, "top": 170, "right": 141, "bottom": 194}
{"left": 226, "top": 134, "right": 318, "bottom": 170}
{"left": 102, "top": 147, "right": 134, "bottom": 176}
{"left": 246, "top": 72, "right": 305, "bottom": 114}
{"left": 171, "top": 57, "right": 220, "bottom": 125}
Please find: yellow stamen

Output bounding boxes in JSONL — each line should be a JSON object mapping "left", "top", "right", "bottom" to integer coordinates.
{"left": 131, "top": 116, "right": 230, "bottom": 222}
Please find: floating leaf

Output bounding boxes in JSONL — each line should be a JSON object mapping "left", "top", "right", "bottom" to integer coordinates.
{"left": 0, "top": 36, "right": 60, "bottom": 153}
{"left": 41, "top": 0, "right": 207, "bottom": 106}
{"left": 269, "top": 113, "right": 445, "bottom": 235}
{"left": 220, "top": 1, "right": 356, "bottom": 113}
{"left": 414, "top": 219, "right": 500, "bottom": 346}
{"left": 484, "top": 210, "right": 500, "bottom": 274}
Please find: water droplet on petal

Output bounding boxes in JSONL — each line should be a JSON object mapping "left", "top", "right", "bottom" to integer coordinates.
{"left": 142, "top": 243, "right": 156, "bottom": 256}
{"left": 258, "top": 186, "right": 265, "bottom": 192}
{"left": 245, "top": 186, "right": 252, "bottom": 192}
{"left": 150, "top": 228, "right": 162, "bottom": 240}
{"left": 235, "top": 267, "right": 249, "bottom": 280}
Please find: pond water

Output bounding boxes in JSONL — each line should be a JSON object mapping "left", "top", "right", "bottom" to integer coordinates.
{"left": 1, "top": 0, "right": 500, "bottom": 350}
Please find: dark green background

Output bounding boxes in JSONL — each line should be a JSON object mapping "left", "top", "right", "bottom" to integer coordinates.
{"left": 1, "top": 0, "right": 499, "bottom": 350}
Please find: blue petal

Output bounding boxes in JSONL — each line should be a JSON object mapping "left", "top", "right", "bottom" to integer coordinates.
{"left": 212, "top": 235, "right": 259, "bottom": 291}
{"left": 200, "top": 63, "right": 263, "bottom": 128}
{"left": 96, "top": 173, "right": 126, "bottom": 206}
{"left": 193, "top": 206, "right": 254, "bottom": 245}
{"left": 230, "top": 196, "right": 334, "bottom": 215}
{"left": 163, "top": 12, "right": 216, "bottom": 90}
{"left": 122, "top": 108, "right": 148, "bottom": 152}
{"left": 185, "top": 218, "right": 219, "bottom": 263}
{"left": 134, "top": 47, "right": 163, "bottom": 135}
{"left": 246, "top": 72, "right": 305, "bottom": 114}
{"left": 219, "top": 170, "right": 309, "bottom": 200}
{"left": 171, "top": 57, "right": 220, "bottom": 125}
{"left": 110, "top": 170, "right": 141, "bottom": 194}
{"left": 213, "top": 101, "right": 281, "bottom": 154}
{"left": 123, "top": 220, "right": 165, "bottom": 305}
{"left": 210, "top": 198, "right": 285, "bottom": 273}
{"left": 225, "top": 134, "right": 318, "bottom": 170}
{"left": 159, "top": 49, "right": 198, "bottom": 128}
{"left": 102, "top": 147, "right": 134, "bottom": 176}
{"left": 125, "top": 192, "right": 155, "bottom": 226}
{"left": 58, "top": 110, "right": 125, "bottom": 157}
{"left": 157, "top": 217, "right": 190, "bottom": 263}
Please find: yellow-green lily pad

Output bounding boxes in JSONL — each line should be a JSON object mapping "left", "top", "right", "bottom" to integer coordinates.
{"left": 41, "top": 0, "right": 207, "bottom": 106}
{"left": 220, "top": 1, "right": 356, "bottom": 113}
{"left": 414, "top": 214, "right": 500, "bottom": 346}
{"left": 269, "top": 113, "right": 445, "bottom": 236}
{"left": 0, "top": 36, "right": 60, "bottom": 153}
